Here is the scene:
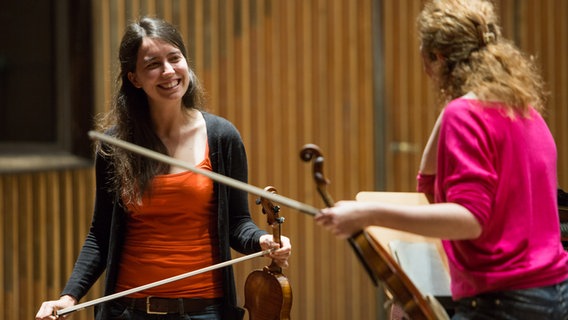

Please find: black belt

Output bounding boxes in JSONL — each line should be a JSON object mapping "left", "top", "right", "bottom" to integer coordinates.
{"left": 119, "top": 296, "right": 222, "bottom": 314}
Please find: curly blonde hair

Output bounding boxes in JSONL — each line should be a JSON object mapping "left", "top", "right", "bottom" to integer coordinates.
{"left": 417, "top": 0, "right": 547, "bottom": 116}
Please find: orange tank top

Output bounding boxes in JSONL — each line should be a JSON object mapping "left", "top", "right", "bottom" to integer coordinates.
{"left": 115, "top": 146, "right": 223, "bottom": 298}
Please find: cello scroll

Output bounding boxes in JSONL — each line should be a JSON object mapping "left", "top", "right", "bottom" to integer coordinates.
{"left": 299, "top": 144, "right": 334, "bottom": 207}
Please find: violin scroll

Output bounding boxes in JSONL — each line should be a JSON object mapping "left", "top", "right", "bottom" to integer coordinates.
{"left": 255, "top": 186, "right": 283, "bottom": 247}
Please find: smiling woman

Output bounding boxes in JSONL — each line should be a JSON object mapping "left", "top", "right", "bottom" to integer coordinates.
{"left": 34, "top": 17, "right": 292, "bottom": 320}
{"left": 127, "top": 38, "right": 191, "bottom": 108}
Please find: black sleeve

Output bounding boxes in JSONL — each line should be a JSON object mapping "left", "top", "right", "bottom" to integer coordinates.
{"left": 61, "top": 153, "right": 114, "bottom": 300}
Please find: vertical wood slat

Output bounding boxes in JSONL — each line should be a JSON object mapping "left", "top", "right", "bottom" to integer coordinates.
{"left": 382, "top": 0, "right": 395, "bottom": 192}
{"left": 0, "top": 177, "right": 4, "bottom": 317}
{"left": 559, "top": 0, "right": 568, "bottom": 185}
{"left": 22, "top": 174, "right": 33, "bottom": 319}
{"left": 34, "top": 174, "right": 47, "bottom": 312}
{"left": 5, "top": 175, "right": 17, "bottom": 318}
{"left": 0, "top": 169, "right": 98, "bottom": 320}
{"left": 48, "top": 172, "right": 62, "bottom": 309}
{"left": 297, "top": 2, "right": 316, "bottom": 319}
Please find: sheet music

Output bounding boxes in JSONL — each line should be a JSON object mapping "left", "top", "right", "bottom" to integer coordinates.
{"left": 389, "top": 240, "right": 451, "bottom": 297}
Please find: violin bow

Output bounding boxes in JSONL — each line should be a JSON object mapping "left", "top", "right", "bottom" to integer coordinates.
{"left": 89, "top": 131, "right": 319, "bottom": 217}
{"left": 55, "top": 248, "right": 274, "bottom": 317}
{"left": 55, "top": 131, "right": 318, "bottom": 317}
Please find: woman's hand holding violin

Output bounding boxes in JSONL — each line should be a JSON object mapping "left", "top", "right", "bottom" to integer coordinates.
{"left": 260, "top": 234, "right": 292, "bottom": 268}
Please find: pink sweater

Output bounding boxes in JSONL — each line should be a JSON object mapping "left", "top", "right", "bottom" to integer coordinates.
{"left": 418, "top": 98, "right": 568, "bottom": 299}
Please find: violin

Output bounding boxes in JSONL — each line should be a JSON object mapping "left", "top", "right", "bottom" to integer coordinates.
{"left": 244, "top": 186, "right": 293, "bottom": 320}
{"left": 300, "top": 144, "right": 438, "bottom": 320}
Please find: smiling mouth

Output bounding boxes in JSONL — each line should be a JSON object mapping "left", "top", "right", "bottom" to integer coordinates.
{"left": 160, "top": 79, "right": 180, "bottom": 89}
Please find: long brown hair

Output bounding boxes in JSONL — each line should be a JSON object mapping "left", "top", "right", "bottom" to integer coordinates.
{"left": 95, "top": 17, "right": 205, "bottom": 203}
{"left": 417, "top": 0, "right": 547, "bottom": 116}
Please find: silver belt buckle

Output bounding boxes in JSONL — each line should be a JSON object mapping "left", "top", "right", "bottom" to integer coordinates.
{"left": 146, "top": 296, "right": 168, "bottom": 315}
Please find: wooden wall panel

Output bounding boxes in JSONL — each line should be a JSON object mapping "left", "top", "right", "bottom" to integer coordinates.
{"left": 382, "top": 0, "right": 437, "bottom": 192}
{"left": 0, "top": 169, "right": 102, "bottom": 320}
{"left": 382, "top": 0, "right": 568, "bottom": 192}
{"left": 517, "top": 0, "right": 568, "bottom": 187}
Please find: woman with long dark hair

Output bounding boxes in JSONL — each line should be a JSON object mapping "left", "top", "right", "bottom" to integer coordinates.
{"left": 36, "top": 17, "right": 291, "bottom": 320}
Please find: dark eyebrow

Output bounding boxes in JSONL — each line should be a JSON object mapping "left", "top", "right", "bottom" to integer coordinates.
{"left": 143, "top": 57, "right": 157, "bottom": 64}
{"left": 142, "top": 49, "right": 182, "bottom": 64}
{"left": 168, "top": 50, "right": 183, "bottom": 56}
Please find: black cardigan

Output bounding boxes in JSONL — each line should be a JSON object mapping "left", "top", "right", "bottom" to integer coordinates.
{"left": 62, "top": 112, "right": 266, "bottom": 319}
